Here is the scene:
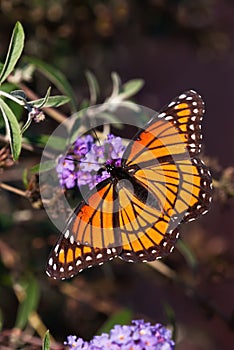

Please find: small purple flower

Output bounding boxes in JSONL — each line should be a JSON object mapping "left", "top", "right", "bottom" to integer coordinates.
{"left": 107, "top": 136, "right": 124, "bottom": 159}
{"left": 64, "top": 335, "right": 88, "bottom": 350}
{"left": 56, "top": 156, "right": 77, "bottom": 189}
{"left": 110, "top": 325, "right": 132, "bottom": 345}
{"left": 74, "top": 135, "right": 94, "bottom": 157}
{"left": 56, "top": 134, "right": 126, "bottom": 191}
{"left": 65, "top": 320, "right": 175, "bottom": 350}
{"left": 77, "top": 171, "right": 97, "bottom": 189}
{"left": 80, "top": 151, "right": 100, "bottom": 172}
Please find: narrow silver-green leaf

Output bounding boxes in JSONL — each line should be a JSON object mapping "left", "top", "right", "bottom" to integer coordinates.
{"left": 98, "top": 112, "right": 123, "bottom": 128}
{"left": 85, "top": 70, "right": 100, "bottom": 105}
{"left": 28, "top": 95, "right": 70, "bottom": 108}
{"left": 177, "top": 239, "right": 198, "bottom": 271}
{"left": 24, "top": 57, "right": 77, "bottom": 112}
{"left": 0, "top": 98, "right": 22, "bottom": 160}
{"left": 43, "top": 330, "right": 50, "bottom": 350}
{"left": 35, "top": 86, "right": 51, "bottom": 108}
{"left": 15, "top": 276, "right": 40, "bottom": 329}
{"left": 31, "top": 159, "right": 56, "bottom": 174}
{"left": 118, "top": 79, "right": 144, "bottom": 100}
{"left": 0, "top": 22, "right": 25, "bottom": 84}
{"left": 0, "top": 83, "right": 23, "bottom": 125}
{"left": 25, "top": 134, "right": 67, "bottom": 151}
{"left": 110, "top": 72, "right": 121, "bottom": 99}
{"left": 22, "top": 168, "right": 29, "bottom": 188}
{"left": 10, "top": 89, "right": 27, "bottom": 101}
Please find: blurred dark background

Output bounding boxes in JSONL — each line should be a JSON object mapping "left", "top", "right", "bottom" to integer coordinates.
{"left": 0, "top": 1, "right": 234, "bottom": 349}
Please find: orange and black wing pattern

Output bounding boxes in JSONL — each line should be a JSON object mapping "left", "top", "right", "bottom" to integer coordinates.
{"left": 119, "top": 90, "right": 212, "bottom": 262}
{"left": 46, "top": 90, "right": 212, "bottom": 279}
{"left": 47, "top": 179, "right": 122, "bottom": 279}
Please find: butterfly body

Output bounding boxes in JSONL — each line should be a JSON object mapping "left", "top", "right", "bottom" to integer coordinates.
{"left": 46, "top": 90, "right": 212, "bottom": 280}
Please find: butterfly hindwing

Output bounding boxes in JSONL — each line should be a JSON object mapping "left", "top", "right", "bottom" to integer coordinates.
{"left": 182, "top": 157, "right": 212, "bottom": 223}
{"left": 119, "top": 217, "right": 180, "bottom": 262}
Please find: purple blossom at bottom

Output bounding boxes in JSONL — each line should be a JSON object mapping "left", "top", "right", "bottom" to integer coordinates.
{"left": 64, "top": 320, "right": 175, "bottom": 350}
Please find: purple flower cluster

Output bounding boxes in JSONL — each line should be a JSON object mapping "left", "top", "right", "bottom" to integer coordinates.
{"left": 64, "top": 320, "right": 175, "bottom": 350}
{"left": 56, "top": 134, "right": 125, "bottom": 190}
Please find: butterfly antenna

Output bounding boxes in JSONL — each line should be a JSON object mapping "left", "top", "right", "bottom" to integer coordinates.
{"left": 64, "top": 156, "right": 104, "bottom": 167}
{"left": 92, "top": 128, "right": 102, "bottom": 147}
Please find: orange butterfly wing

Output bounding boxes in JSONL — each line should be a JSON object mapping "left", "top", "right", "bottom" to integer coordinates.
{"left": 46, "top": 90, "right": 212, "bottom": 278}
{"left": 119, "top": 90, "right": 212, "bottom": 262}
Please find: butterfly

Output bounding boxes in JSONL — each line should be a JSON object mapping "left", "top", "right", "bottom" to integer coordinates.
{"left": 46, "top": 90, "right": 212, "bottom": 280}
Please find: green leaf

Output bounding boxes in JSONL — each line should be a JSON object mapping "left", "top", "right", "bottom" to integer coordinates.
{"left": 24, "top": 57, "right": 77, "bottom": 112}
{"left": 0, "top": 98, "right": 22, "bottom": 160}
{"left": 42, "top": 330, "right": 50, "bottom": 350}
{"left": 0, "top": 62, "right": 4, "bottom": 73}
{"left": 177, "top": 239, "right": 198, "bottom": 271}
{"left": 67, "top": 114, "right": 82, "bottom": 145}
{"left": 98, "top": 112, "right": 123, "bottom": 129}
{"left": 109, "top": 72, "right": 121, "bottom": 99}
{"left": 28, "top": 95, "right": 70, "bottom": 108}
{"left": 25, "top": 134, "right": 67, "bottom": 151}
{"left": 163, "top": 303, "right": 176, "bottom": 341}
{"left": 118, "top": 79, "right": 144, "bottom": 100}
{"left": 79, "top": 98, "right": 90, "bottom": 110}
{"left": 97, "top": 309, "right": 133, "bottom": 335}
{"left": 10, "top": 89, "right": 27, "bottom": 101}
{"left": 22, "top": 168, "right": 29, "bottom": 188}
{"left": 15, "top": 276, "right": 40, "bottom": 329}
{"left": 0, "top": 22, "right": 25, "bottom": 84}
{"left": 85, "top": 70, "right": 100, "bottom": 105}
{"left": 31, "top": 159, "right": 56, "bottom": 174}
{"left": 34, "top": 86, "right": 51, "bottom": 108}
{"left": 0, "top": 83, "right": 23, "bottom": 127}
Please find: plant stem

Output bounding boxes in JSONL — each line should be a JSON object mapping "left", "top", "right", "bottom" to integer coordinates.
{"left": 19, "top": 83, "right": 67, "bottom": 123}
{"left": 0, "top": 90, "right": 25, "bottom": 106}
{"left": 0, "top": 182, "right": 27, "bottom": 197}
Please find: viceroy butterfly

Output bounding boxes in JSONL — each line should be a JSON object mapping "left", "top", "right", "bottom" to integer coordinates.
{"left": 46, "top": 90, "right": 212, "bottom": 280}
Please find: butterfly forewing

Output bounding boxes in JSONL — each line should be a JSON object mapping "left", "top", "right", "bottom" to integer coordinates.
{"left": 157, "top": 89, "right": 205, "bottom": 156}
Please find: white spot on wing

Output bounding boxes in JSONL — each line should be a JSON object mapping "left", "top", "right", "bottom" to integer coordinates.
{"left": 64, "top": 230, "right": 69, "bottom": 239}
{"left": 191, "top": 134, "right": 196, "bottom": 140}
{"left": 158, "top": 112, "right": 166, "bottom": 118}
{"left": 168, "top": 101, "right": 176, "bottom": 107}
